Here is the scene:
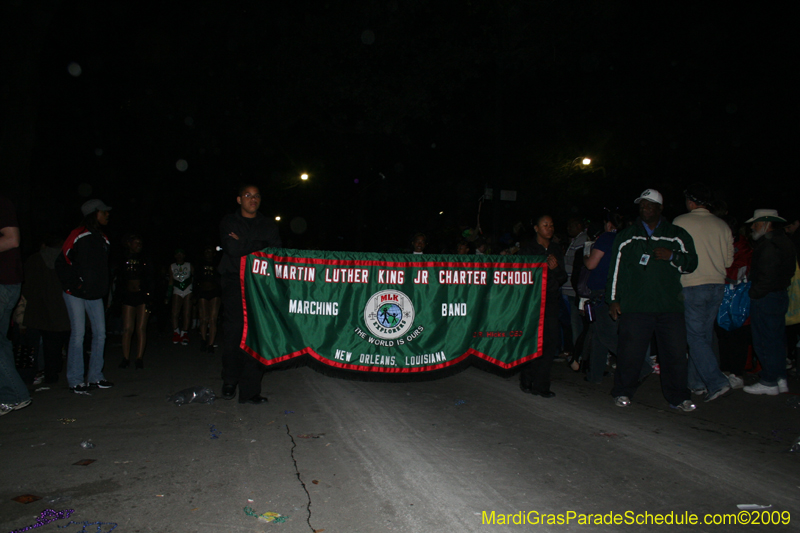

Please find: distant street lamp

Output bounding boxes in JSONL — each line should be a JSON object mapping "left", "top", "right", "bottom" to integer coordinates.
{"left": 275, "top": 216, "right": 281, "bottom": 221}
{"left": 581, "top": 157, "right": 591, "bottom": 166}
{"left": 300, "top": 173, "right": 309, "bottom": 181}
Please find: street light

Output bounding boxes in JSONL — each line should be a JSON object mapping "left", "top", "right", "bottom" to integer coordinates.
{"left": 275, "top": 216, "right": 281, "bottom": 221}
{"left": 582, "top": 158, "right": 591, "bottom": 166}
{"left": 300, "top": 173, "right": 309, "bottom": 181}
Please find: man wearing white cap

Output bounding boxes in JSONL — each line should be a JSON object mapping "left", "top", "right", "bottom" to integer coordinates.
{"left": 606, "top": 189, "right": 698, "bottom": 411}
{"left": 742, "top": 209, "right": 796, "bottom": 396}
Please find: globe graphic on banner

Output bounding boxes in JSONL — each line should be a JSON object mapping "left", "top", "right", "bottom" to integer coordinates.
{"left": 377, "top": 303, "right": 402, "bottom": 328}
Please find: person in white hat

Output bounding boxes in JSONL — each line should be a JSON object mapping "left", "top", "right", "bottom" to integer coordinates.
{"left": 606, "top": 189, "right": 699, "bottom": 411}
{"left": 742, "top": 209, "right": 797, "bottom": 396}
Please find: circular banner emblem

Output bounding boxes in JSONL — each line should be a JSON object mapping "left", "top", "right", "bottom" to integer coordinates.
{"left": 364, "top": 290, "right": 415, "bottom": 340}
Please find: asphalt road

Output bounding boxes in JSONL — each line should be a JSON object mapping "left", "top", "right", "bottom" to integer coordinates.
{"left": 2, "top": 328, "right": 799, "bottom": 533}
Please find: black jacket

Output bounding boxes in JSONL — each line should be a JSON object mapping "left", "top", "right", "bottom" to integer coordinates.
{"left": 518, "top": 239, "right": 568, "bottom": 296}
{"left": 749, "top": 230, "right": 797, "bottom": 300}
{"left": 55, "top": 226, "right": 110, "bottom": 300}
{"left": 218, "top": 211, "right": 282, "bottom": 278}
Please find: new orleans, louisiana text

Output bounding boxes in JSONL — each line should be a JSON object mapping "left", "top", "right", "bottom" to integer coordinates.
{"left": 481, "top": 510, "right": 791, "bottom": 526}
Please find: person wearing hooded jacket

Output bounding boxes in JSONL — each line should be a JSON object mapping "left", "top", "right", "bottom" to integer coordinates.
{"left": 55, "top": 199, "right": 114, "bottom": 394}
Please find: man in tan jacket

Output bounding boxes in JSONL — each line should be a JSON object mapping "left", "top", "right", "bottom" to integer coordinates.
{"left": 673, "top": 183, "right": 734, "bottom": 402}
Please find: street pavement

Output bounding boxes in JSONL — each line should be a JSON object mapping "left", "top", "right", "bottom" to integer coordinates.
{"left": 2, "top": 327, "right": 799, "bottom": 533}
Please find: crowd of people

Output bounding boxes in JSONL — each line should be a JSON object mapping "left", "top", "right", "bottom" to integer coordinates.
{"left": 1, "top": 183, "right": 798, "bottom": 415}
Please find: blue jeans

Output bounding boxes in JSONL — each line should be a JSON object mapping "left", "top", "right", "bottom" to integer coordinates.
{"left": 63, "top": 292, "right": 107, "bottom": 387}
{"left": 0, "top": 284, "right": 29, "bottom": 404}
{"left": 750, "top": 291, "right": 789, "bottom": 386}
{"left": 684, "top": 284, "right": 729, "bottom": 394}
{"left": 565, "top": 294, "right": 584, "bottom": 348}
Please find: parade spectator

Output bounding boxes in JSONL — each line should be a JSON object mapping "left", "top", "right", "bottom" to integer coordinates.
{"left": 21, "top": 234, "right": 70, "bottom": 384}
{"left": 56, "top": 199, "right": 114, "bottom": 394}
{"left": 562, "top": 217, "right": 587, "bottom": 360}
{"left": 742, "top": 210, "right": 796, "bottom": 395}
{"left": 0, "top": 196, "right": 31, "bottom": 415}
{"left": 582, "top": 211, "right": 623, "bottom": 383}
{"left": 411, "top": 233, "right": 426, "bottom": 254}
{"left": 219, "top": 184, "right": 282, "bottom": 404}
{"left": 196, "top": 245, "right": 222, "bottom": 353}
{"left": 607, "top": 189, "right": 698, "bottom": 410}
{"left": 673, "top": 183, "right": 733, "bottom": 402}
{"left": 519, "top": 214, "right": 567, "bottom": 398}
{"left": 117, "top": 234, "right": 154, "bottom": 369}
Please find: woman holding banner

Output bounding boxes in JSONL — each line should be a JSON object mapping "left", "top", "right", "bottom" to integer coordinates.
{"left": 518, "top": 215, "right": 567, "bottom": 397}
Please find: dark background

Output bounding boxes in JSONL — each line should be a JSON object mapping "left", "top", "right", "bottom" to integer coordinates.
{"left": 1, "top": 0, "right": 796, "bottom": 260}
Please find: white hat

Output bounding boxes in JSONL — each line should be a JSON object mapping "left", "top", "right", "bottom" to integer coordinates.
{"left": 745, "top": 209, "right": 786, "bottom": 224}
{"left": 634, "top": 189, "right": 663, "bottom": 205}
{"left": 81, "top": 199, "right": 112, "bottom": 216}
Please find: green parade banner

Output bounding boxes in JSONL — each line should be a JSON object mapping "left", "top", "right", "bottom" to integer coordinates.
{"left": 240, "top": 249, "right": 548, "bottom": 376}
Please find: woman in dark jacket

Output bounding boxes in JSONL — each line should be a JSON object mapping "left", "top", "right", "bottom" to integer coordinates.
{"left": 55, "top": 199, "right": 114, "bottom": 393}
{"left": 518, "top": 214, "right": 568, "bottom": 397}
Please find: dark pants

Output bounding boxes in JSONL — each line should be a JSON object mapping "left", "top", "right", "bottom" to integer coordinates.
{"left": 221, "top": 276, "right": 264, "bottom": 401}
{"left": 612, "top": 312, "right": 690, "bottom": 405}
{"left": 520, "top": 296, "right": 559, "bottom": 392}
{"left": 750, "top": 291, "right": 789, "bottom": 386}
{"left": 24, "top": 329, "right": 68, "bottom": 383}
{"left": 716, "top": 323, "right": 751, "bottom": 376}
{"left": 586, "top": 301, "right": 618, "bottom": 384}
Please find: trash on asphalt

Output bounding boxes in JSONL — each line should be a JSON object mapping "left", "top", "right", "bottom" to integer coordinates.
{"left": 592, "top": 432, "right": 620, "bottom": 438}
{"left": 244, "top": 506, "right": 287, "bottom": 523}
{"left": 73, "top": 459, "right": 95, "bottom": 466}
{"left": 80, "top": 440, "right": 96, "bottom": 449}
{"left": 7, "top": 508, "right": 75, "bottom": 533}
{"left": 737, "top": 504, "right": 772, "bottom": 510}
{"left": 209, "top": 424, "right": 222, "bottom": 439}
{"left": 12, "top": 494, "right": 42, "bottom": 504}
{"left": 167, "top": 385, "right": 216, "bottom": 405}
{"left": 58, "top": 418, "right": 76, "bottom": 424}
{"left": 790, "top": 436, "right": 800, "bottom": 453}
{"left": 297, "top": 433, "right": 324, "bottom": 439}
{"left": 284, "top": 410, "right": 294, "bottom": 414}
{"left": 312, "top": 480, "right": 319, "bottom": 484}
{"left": 59, "top": 521, "right": 118, "bottom": 532}
{"left": 455, "top": 399, "right": 466, "bottom": 405}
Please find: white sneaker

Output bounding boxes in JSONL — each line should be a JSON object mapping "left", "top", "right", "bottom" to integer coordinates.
{"left": 614, "top": 396, "right": 631, "bottom": 407}
{"left": 778, "top": 378, "right": 789, "bottom": 394}
{"left": 727, "top": 374, "right": 744, "bottom": 389}
{"left": 743, "top": 382, "right": 779, "bottom": 396}
{"left": 671, "top": 400, "right": 696, "bottom": 412}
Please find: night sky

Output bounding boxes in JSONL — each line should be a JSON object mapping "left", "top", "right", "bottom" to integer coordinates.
{"left": 1, "top": 1, "right": 795, "bottom": 259}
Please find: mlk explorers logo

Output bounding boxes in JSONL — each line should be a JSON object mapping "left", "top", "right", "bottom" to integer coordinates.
{"left": 364, "top": 290, "right": 415, "bottom": 340}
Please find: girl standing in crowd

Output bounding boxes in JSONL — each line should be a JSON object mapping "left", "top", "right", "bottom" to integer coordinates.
{"left": 168, "top": 249, "right": 193, "bottom": 345}
{"left": 117, "top": 234, "right": 153, "bottom": 369}
{"left": 195, "top": 246, "right": 221, "bottom": 353}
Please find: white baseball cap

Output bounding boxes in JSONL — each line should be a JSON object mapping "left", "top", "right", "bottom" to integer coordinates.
{"left": 634, "top": 189, "right": 663, "bottom": 205}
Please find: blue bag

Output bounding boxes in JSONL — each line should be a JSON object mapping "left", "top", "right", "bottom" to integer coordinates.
{"left": 717, "top": 281, "right": 751, "bottom": 331}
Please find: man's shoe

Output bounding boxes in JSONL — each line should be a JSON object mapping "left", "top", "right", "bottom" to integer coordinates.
{"left": 727, "top": 374, "right": 744, "bottom": 389}
{"left": 704, "top": 384, "right": 731, "bottom": 402}
{"left": 135, "top": 359, "right": 144, "bottom": 370}
{"left": 614, "top": 396, "right": 631, "bottom": 407}
{"left": 119, "top": 358, "right": 130, "bottom": 369}
{"left": 0, "top": 403, "right": 13, "bottom": 416}
{"left": 690, "top": 388, "right": 707, "bottom": 395}
{"left": 12, "top": 399, "right": 31, "bottom": 411}
{"left": 778, "top": 378, "right": 789, "bottom": 393}
{"left": 519, "top": 383, "right": 533, "bottom": 394}
{"left": 70, "top": 383, "right": 91, "bottom": 394}
{"left": 670, "top": 400, "right": 697, "bottom": 412}
{"left": 90, "top": 380, "right": 114, "bottom": 389}
{"left": 221, "top": 384, "right": 236, "bottom": 400}
{"left": 536, "top": 390, "right": 556, "bottom": 398}
{"left": 743, "top": 382, "right": 779, "bottom": 396}
{"left": 172, "top": 330, "right": 180, "bottom": 344}
{"left": 180, "top": 331, "right": 189, "bottom": 346}
{"left": 239, "top": 395, "right": 268, "bottom": 405}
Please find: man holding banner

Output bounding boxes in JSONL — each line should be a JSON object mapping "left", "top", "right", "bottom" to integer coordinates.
{"left": 218, "top": 184, "right": 282, "bottom": 404}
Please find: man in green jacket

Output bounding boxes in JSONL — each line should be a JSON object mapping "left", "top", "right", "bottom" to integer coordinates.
{"left": 606, "top": 189, "right": 698, "bottom": 411}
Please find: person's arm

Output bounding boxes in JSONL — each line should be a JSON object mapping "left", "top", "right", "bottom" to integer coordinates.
{"left": 0, "top": 226, "right": 20, "bottom": 252}
{"left": 584, "top": 248, "right": 605, "bottom": 270}
{"left": 605, "top": 232, "right": 624, "bottom": 319}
